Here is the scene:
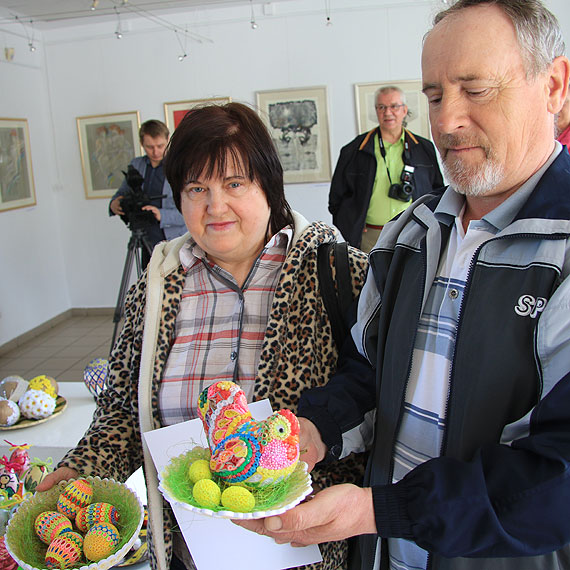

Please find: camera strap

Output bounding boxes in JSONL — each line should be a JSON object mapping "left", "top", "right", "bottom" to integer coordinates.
{"left": 377, "top": 129, "right": 411, "bottom": 185}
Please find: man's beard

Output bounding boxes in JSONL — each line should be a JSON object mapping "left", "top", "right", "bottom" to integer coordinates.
{"left": 440, "top": 134, "right": 504, "bottom": 197}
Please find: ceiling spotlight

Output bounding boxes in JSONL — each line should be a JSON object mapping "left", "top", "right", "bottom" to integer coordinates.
{"left": 249, "top": 0, "right": 258, "bottom": 29}
{"left": 90, "top": 0, "right": 99, "bottom": 10}
{"left": 326, "top": 16, "right": 332, "bottom": 26}
{"left": 178, "top": 53, "right": 187, "bottom": 61}
{"left": 115, "top": 30, "right": 123, "bottom": 39}
{"left": 28, "top": 42, "right": 36, "bottom": 52}
{"left": 114, "top": 7, "right": 123, "bottom": 39}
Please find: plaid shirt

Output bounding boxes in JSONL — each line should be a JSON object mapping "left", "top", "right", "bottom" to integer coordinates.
{"left": 159, "top": 228, "right": 292, "bottom": 426}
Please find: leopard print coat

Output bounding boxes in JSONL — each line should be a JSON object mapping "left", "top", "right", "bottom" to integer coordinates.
{"left": 60, "top": 212, "right": 369, "bottom": 570}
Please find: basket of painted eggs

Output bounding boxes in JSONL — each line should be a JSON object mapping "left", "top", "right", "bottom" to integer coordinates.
{"left": 4, "top": 476, "right": 144, "bottom": 570}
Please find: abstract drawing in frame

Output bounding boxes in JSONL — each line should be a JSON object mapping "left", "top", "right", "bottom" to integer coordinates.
{"left": 256, "top": 86, "right": 332, "bottom": 184}
{"left": 0, "top": 118, "right": 36, "bottom": 212}
{"left": 355, "top": 80, "right": 431, "bottom": 139}
{"left": 76, "top": 111, "right": 141, "bottom": 199}
{"left": 163, "top": 97, "right": 232, "bottom": 132}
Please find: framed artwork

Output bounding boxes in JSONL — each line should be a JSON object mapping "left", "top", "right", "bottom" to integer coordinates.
{"left": 76, "top": 111, "right": 141, "bottom": 199}
{"left": 256, "top": 86, "right": 332, "bottom": 184}
{"left": 355, "top": 80, "right": 431, "bottom": 139}
{"left": 0, "top": 118, "right": 36, "bottom": 212}
{"left": 163, "top": 97, "right": 232, "bottom": 131}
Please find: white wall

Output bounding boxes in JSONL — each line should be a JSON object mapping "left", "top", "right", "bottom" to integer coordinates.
{"left": 1, "top": 0, "right": 569, "bottom": 346}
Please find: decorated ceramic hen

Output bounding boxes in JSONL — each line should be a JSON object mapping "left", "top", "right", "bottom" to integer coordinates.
{"left": 198, "top": 381, "right": 300, "bottom": 487}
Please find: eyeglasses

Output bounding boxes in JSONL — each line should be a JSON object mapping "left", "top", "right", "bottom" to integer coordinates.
{"left": 375, "top": 104, "right": 405, "bottom": 113}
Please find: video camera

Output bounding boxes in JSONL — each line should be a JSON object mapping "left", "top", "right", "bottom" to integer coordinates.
{"left": 119, "top": 165, "right": 157, "bottom": 232}
{"left": 388, "top": 164, "right": 415, "bottom": 203}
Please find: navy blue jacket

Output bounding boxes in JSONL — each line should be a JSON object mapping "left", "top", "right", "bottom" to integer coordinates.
{"left": 300, "top": 149, "right": 570, "bottom": 570}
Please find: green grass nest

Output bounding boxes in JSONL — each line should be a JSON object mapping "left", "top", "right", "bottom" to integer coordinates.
{"left": 161, "top": 446, "right": 309, "bottom": 514}
{"left": 5, "top": 476, "right": 143, "bottom": 570}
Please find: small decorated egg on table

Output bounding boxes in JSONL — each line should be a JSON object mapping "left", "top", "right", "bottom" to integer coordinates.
{"left": 83, "top": 522, "right": 120, "bottom": 562}
{"left": 57, "top": 478, "right": 93, "bottom": 519}
{"left": 18, "top": 389, "right": 56, "bottom": 420}
{"left": 45, "top": 531, "right": 83, "bottom": 569}
{"left": 28, "top": 375, "right": 58, "bottom": 399}
{"left": 22, "top": 458, "right": 52, "bottom": 493}
{"left": 0, "top": 399, "right": 20, "bottom": 427}
{"left": 75, "top": 501, "right": 119, "bottom": 532}
{"left": 0, "top": 376, "right": 28, "bottom": 402}
{"left": 35, "top": 511, "right": 73, "bottom": 544}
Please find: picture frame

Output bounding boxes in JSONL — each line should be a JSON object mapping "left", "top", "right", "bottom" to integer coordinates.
{"left": 163, "top": 97, "right": 232, "bottom": 131}
{"left": 76, "top": 111, "right": 141, "bottom": 199}
{"left": 256, "top": 86, "right": 332, "bottom": 184}
{"left": 354, "top": 80, "right": 431, "bottom": 139}
{"left": 0, "top": 118, "right": 37, "bottom": 212}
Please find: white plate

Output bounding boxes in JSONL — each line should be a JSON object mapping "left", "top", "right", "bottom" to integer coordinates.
{"left": 158, "top": 449, "right": 312, "bottom": 520}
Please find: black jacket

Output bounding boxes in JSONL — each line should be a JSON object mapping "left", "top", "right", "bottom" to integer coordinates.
{"left": 328, "top": 127, "right": 443, "bottom": 247}
{"left": 301, "top": 149, "right": 570, "bottom": 570}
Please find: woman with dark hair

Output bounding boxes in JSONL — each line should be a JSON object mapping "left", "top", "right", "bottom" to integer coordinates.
{"left": 38, "top": 103, "right": 369, "bottom": 570}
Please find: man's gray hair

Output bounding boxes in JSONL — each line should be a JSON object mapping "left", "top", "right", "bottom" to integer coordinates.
{"left": 432, "top": 0, "right": 565, "bottom": 77}
{"left": 374, "top": 85, "right": 407, "bottom": 106}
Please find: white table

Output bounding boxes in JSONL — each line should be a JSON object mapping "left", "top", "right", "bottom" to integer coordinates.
{"left": 0, "top": 382, "right": 150, "bottom": 569}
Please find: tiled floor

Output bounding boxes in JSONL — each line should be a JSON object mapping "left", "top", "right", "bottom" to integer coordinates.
{"left": 0, "top": 315, "right": 116, "bottom": 382}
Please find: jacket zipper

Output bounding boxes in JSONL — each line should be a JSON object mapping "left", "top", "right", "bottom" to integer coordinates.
{"left": 427, "top": 231, "right": 567, "bottom": 569}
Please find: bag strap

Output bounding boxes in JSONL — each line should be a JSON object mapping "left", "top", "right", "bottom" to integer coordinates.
{"left": 317, "top": 241, "right": 353, "bottom": 350}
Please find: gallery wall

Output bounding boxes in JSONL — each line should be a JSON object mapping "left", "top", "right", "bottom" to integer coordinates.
{"left": 0, "top": 0, "right": 568, "bottom": 346}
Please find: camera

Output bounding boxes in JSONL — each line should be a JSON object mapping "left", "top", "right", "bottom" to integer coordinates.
{"left": 119, "top": 165, "right": 156, "bottom": 231}
{"left": 388, "top": 164, "right": 415, "bottom": 202}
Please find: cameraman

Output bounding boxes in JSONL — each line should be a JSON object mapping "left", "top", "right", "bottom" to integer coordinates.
{"left": 109, "top": 119, "right": 186, "bottom": 268}
{"left": 329, "top": 86, "right": 443, "bottom": 252}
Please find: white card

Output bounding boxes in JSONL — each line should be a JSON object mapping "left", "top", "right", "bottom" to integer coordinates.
{"left": 143, "top": 400, "right": 323, "bottom": 570}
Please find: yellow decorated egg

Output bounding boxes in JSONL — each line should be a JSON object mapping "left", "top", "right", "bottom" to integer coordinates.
{"left": 28, "top": 375, "right": 58, "bottom": 399}
{"left": 34, "top": 511, "right": 73, "bottom": 544}
{"left": 45, "top": 531, "right": 83, "bottom": 569}
{"left": 75, "top": 502, "right": 120, "bottom": 533}
{"left": 18, "top": 389, "right": 56, "bottom": 420}
{"left": 83, "top": 522, "right": 120, "bottom": 562}
{"left": 221, "top": 486, "right": 256, "bottom": 512}
{"left": 188, "top": 459, "right": 212, "bottom": 484}
{"left": 0, "top": 399, "right": 20, "bottom": 427}
{"left": 57, "top": 479, "right": 93, "bottom": 519}
{"left": 192, "top": 479, "right": 221, "bottom": 509}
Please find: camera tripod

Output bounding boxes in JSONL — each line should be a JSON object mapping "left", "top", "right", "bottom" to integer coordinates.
{"left": 109, "top": 228, "right": 149, "bottom": 354}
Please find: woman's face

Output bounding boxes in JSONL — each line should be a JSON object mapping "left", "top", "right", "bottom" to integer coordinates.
{"left": 180, "top": 157, "right": 271, "bottom": 276}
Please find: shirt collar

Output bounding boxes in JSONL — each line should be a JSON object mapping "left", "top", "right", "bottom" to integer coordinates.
{"left": 179, "top": 225, "right": 293, "bottom": 272}
{"left": 435, "top": 142, "right": 562, "bottom": 232}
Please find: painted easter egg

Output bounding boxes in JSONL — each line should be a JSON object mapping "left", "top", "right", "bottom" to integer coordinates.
{"left": 83, "top": 358, "right": 109, "bottom": 398}
{"left": 0, "top": 399, "right": 20, "bottom": 426}
{"left": 188, "top": 459, "right": 212, "bottom": 483}
{"left": 23, "top": 462, "right": 51, "bottom": 494}
{"left": 57, "top": 478, "right": 93, "bottom": 519}
{"left": 0, "top": 376, "right": 28, "bottom": 402}
{"left": 7, "top": 442, "right": 31, "bottom": 477}
{"left": 75, "top": 502, "right": 120, "bottom": 533}
{"left": 18, "top": 389, "right": 56, "bottom": 420}
{"left": 34, "top": 511, "right": 73, "bottom": 544}
{"left": 28, "top": 375, "right": 58, "bottom": 399}
{"left": 83, "top": 522, "right": 120, "bottom": 562}
{"left": 192, "top": 479, "right": 221, "bottom": 509}
{"left": 0, "top": 468, "right": 18, "bottom": 498}
{"left": 45, "top": 531, "right": 83, "bottom": 569}
{"left": 221, "top": 485, "right": 256, "bottom": 512}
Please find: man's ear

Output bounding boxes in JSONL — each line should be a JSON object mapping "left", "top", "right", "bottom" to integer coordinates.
{"left": 546, "top": 56, "right": 570, "bottom": 114}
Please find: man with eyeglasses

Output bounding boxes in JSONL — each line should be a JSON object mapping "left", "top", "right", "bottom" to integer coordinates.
{"left": 329, "top": 86, "right": 443, "bottom": 252}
